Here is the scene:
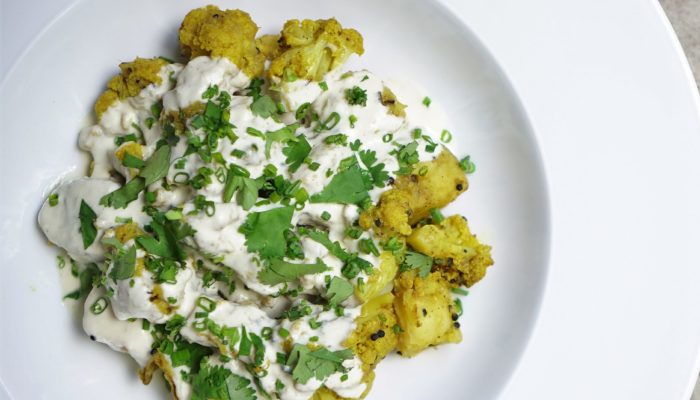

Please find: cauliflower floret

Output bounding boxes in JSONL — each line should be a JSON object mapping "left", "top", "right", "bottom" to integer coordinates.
{"left": 94, "top": 57, "right": 167, "bottom": 119}
{"left": 268, "top": 18, "right": 364, "bottom": 81}
{"left": 407, "top": 215, "right": 494, "bottom": 287}
{"left": 179, "top": 5, "right": 265, "bottom": 77}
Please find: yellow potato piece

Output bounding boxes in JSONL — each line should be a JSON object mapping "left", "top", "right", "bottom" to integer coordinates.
{"left": 355, "top": 252, "right": 398, "bottom": 303}
{"left": 393, "top": 271, "right": 461, "bottom": 357}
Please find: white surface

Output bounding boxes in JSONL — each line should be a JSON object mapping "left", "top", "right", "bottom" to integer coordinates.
{"left": 2, "top": 0, "right": 700, "bottom": 400}
{"left": 0, "top": 0, "right": 549, "bottom": 399}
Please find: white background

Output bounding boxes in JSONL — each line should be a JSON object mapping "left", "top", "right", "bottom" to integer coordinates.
{"left": 3, "top": 0, "right": 700, "bottom": 399}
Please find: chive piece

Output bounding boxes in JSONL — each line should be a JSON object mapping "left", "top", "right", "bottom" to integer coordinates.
{"left": 345, "top": 86, "right": 368, "bottom": 106}
{"left": 459, "top": 156, "right": 476, "bottom": 174}
{"left": 430, "top": 208, "right": 445, "bottom": 223}
{"left": 90, "top": 297, "right": 108, "bottom": 315}
{"left": 440, "top": 129, "right": 453, "bottom": 143}
{"left": 48, "top": 193, "right": 59, "bottom": 207}
{"left": 422, "top": 96, "right": 431, "bottom": 107}
{"left": 318, "top": 81, "right": 328, "bottom": 91}
{"left": 321, "top": 211, "right": 331, "bottom": 221}
{"left": 348, "top": 115, "right": 358, "bottom": 129}
{"left": 382, "top": 133, "right": 393, "bottom": 143}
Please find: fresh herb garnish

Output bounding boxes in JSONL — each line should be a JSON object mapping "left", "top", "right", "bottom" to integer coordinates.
{"left": 265, "top": 123, "right": 299, "bottom": 158}
{"left": 400, "top": 251, "right": 433, "bottom": 278}
{"left": 78, "top": 200, "right": 97, "bottom": 249}
{"left": 286, "top": 344, "right": 353, "bottom": 384}
{"left": 109, "top": 245, "right": 136, "bottom": 280}
{"left": 257, "top": 258, "right": 328, "bottom": 285}
{"left": 326, "top": 277, "right": 353, "bottom": 305}
{"left": 251, "top": 95, "right": 278, "bottom": 119}
{"left": 282, "top": 135, "right": 311, "bottom": 173}
{"left": 48, "top": 193, "right": 59, "bottom": 207}
{"left": 240, "top": 206, "right": 294, "bottom": 259}
{"left": 310, "top": 164, "right": 369, "bottom": 205}
{"left": 345, "top": 86, "right": 367, "bottom": 106}
{"left": 136, "top": 212, "right": 194, "bottom": 261}
{"left": 358, "top": 150, "right": 389, "bottom": 189}
{"left": 191, "top": 363, "right": 256, "bottom": 400}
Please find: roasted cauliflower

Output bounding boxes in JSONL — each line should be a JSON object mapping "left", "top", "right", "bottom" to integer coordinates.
{"left": 408, "top": 215, "right": 494, "bottom": 287}
{"left": 268, "top": 18, "right": 364, "bottom": 81}
{"left": 94, "top": 57, "right": 167, "bottom": 118}
{"left": 179, "top": 5, "right": 265, "bottom": 77}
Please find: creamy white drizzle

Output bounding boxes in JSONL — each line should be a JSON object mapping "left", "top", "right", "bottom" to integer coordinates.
{"left": 39, "top": 56, "right": 452, "bottom": 400}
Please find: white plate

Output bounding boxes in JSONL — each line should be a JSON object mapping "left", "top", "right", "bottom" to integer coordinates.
{"left": 0, "top": 0, "right": 549, "bottom": 399}
{"left": 4, "top": 1, "right": 700, "bottom": 400}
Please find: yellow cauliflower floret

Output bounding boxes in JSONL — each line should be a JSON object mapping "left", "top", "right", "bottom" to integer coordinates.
{"left": 355, "top": 252, "right": 398, "bottom": 303}
{"left": 94, "top": 58, "right": 167, "bottom": 119}
{"left": 345, "top": 292, "right": 398, "bottom": 368}
{"left": 268, "top": 18, "right": 364, "bottom": 81}
{"left": 360, "top": 149, "right": 467, "bottom": 237}
{"left": 256, "top": 34, "right": 281, "bottom": 59}
{"left": 179, "top": 5, "right": 265, "bottom": 77}
{"left": 408, "top": 215, "right": 493, "bottom": 287}
{"left": 393, "top": 271, "right": 461, "bottom": 357}
{"left": 113, "top": 221, "right": 143, "bottom": 244}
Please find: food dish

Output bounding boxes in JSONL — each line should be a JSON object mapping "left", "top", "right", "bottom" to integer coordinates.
{"left": 36, "top": 6, "right": 493, "bottom": 400}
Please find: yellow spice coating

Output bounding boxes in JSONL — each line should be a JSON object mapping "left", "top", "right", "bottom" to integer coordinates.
{"left": 179, "top": 5, "right": 265, "bottom": 78}
{"left": 408, "top": 215, "right": 494, "bottom": 288}
{"left": 268, "top": 18, "right": 364, "bottom": 81}
{"left": 94, "top": 57, "right": 167, "bottom": 119}
{"left": 393, "top": 270, "right": 462, "bottom": 357}
{"left": 360, "top": 149, "right": 468, "bottom": 237}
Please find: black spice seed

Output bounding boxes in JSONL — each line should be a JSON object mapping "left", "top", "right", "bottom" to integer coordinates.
{"left": 377, "top": 329, "right": 385, "bottom": 338}
{"left": 89, "top": 335, "right": 96, "bottom": 341}
{"left": 397, "top": 351, "right": 402, "bottom": 356}
{"left": 453, "top": 322, "right": 461, "bottom": 328}
{"left": 387, "top": 177, "right": 395, "bottom": 185}
{"left": 150, "top": 348, "right": 157, "bottom": 355}
{"left": 370, "top": 333, "right": 379, "bottom": 341}
{"left": 456, "top": 183, "right": 464, "bottom": 191}
{"left": 410, "top": 175, "right": 418, "bottom": 183}
{"left": 374, "top": 219, "right": 382, "bottom": 227}
{"left": 422, "top": 308, "right": 427, "bottom": 316}
{"left": 451, "top": 313, "right": 459, "bottom": 321}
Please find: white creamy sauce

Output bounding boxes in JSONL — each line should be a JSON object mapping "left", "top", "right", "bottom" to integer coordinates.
{"left": 39, "top": 56, "right": 451, "bottom": 400}
{"left": 83, "top": 286, "right": 154, "bottom": 366}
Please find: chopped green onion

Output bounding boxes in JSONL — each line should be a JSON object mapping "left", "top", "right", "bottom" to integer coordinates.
{"left": 440, "top": 129, "right": 453, "bottom": 143}
{"left": 382, "top": 133, "right": 393, "bottom": 143}
{"left": 295, "top": 103, "right": 311, "bottom": 120}
{"left": 430, "top": 208, "right": 445, "bottom": 223}
{"left": 459, "top": 156, "right": 476, "bottom": 174}
{"left": 422, "top": 97, "right": 431, "bottom": 107}
{"left": 48, "top": 193, "right": 59, "bottom": 207}
{"left": 318, "top": 81, "right": 328, "bottom": 91}
{"left": 90, "top": 297, "right": 108, "bottom": 315}
{"left": 321, "top": 211, "right": 331, "bottom": 221}
{"left": 196, "top": 296, "right": 216, "bottom": 313}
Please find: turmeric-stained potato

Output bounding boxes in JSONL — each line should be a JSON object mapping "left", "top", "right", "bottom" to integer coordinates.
{"left": 360, "top": 149, "right": 467, "bottom": 237}
{"left": 393, "top": 271, "right": 461, "bottom": 357}
{"left": 345, "top": 292, "right": 398, "bottom": 368}
{"left": 355, "top": 252, "right": 398, "bottom": 303}
{"left": 408, "top": 215, "right": 493, "bottom": 287}
{"left": 94, "top": 58, "right": 167, "bottom": 119}
{"left": 268, "top": 18, "right": 364, "bottom": 81}
{"left": 179, "top": 5, "right": 265, "bottom": 77}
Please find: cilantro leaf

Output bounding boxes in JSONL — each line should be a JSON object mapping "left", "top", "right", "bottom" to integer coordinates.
{"left": 109, "top": 245, "right": 136, "bottom": 280}
{"left": 326, "top": 277, "right": 353, "bottom": 305}
{"left": 64, "top": 263, "right": 100, "bottom": 300}
{"left": 240, "top": 206, "right": 294, "bottom": 259}
{"left": 299, "top": 228, "right": 373, "bottom": 279}
{"left": 309, "top": 164, "right": 369, "bottom": 205}
{"left": 99, "top": 178, "right": 146, "bottom": 209}
{"left": 78, "top": 200, "right": 98, "bottom": 249}
{"left": 358, "top": 150, "right": 389, "bottom": 188}
{"left": 136, "top": 212, "right": 194, "bottom": 261}
{"left": 401, "top": 251, "right": 433, "bottom": 278}
{"left": 139, "top": 144, "right": 172, "bottom": 185}
{"left": 396, "top": 141, "right": 420, "bottom": 175}
{"left": 191, "top": 363, "right": 256, "bottom": 400}
{"left": 265, "top": 123, "right": 299, "bottom": 159}
{"left": 286, "top": 344, "right": 353, "bottom": 384}
{"left": 282, "top": 135, "right": 311, "bottom": 173}
{"left": 258, "top": 258, "right": 329, "bottom": 285}
{"left": 223, "top": 171, "right": 260, "bottom": 211}
{"left": 100, "top": 145, "right": 172, "bottom": 208}
{"left": 251, "top": 95, "right": 277, "bottom": 118}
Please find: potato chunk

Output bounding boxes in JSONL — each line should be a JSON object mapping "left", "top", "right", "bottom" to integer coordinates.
{"left": 360, "top": 149, "right": 467, "bottom": 237}
{"left": 408, "top": 215, "right": 493, "bottom": 287}
{"left": 179, "top": 5, "right": 265, "bottom": 77}
{"left": 393, "top": 271, "right": 461, "bottom": 357}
